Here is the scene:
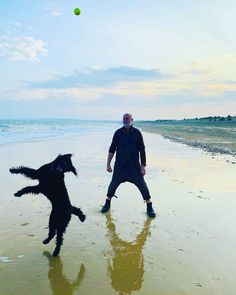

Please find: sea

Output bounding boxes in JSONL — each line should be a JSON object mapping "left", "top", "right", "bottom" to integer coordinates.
{"left": 0, "top": 119, "right": 121, "bottom": 147}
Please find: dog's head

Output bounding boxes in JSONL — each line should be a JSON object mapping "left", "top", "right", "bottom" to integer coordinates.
{"left": 53, "top": 154, "right": 77, "bottom": 176}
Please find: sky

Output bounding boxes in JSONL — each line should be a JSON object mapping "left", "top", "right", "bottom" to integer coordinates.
{"left": 0, "top": 0, "right": 236, "bottom": 120}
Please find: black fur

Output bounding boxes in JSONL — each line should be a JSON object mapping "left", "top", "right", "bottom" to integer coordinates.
{"left": 10, "top": 154, "right": 86, "bottom": 256}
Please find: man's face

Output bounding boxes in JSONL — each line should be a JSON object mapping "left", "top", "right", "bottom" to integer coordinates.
{"left": 123, "top": 114, "right": 133, "bottom": 127}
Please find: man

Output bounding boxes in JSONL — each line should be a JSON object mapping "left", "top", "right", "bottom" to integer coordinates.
{"left": 101, "top": 113, "right": 156, "bottom": 218}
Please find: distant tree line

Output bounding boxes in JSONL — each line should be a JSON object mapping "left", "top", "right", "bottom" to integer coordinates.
{"left": 193, "top": 115, "right": 233, "bottom": 121}
{"left": 155, "top": 115, "right": 235, "bottom": 122}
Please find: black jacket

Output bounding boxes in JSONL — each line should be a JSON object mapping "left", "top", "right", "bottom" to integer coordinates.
{"left": 109, "top": 126, "right": 146, "bottom": 166}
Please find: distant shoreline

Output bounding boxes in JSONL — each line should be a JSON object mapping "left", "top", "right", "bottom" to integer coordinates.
{"left": 162, "top": 134, "right": 235, "bottom": 157}
{"left": 136, "top": 120, "right": 236, "bottom": 161}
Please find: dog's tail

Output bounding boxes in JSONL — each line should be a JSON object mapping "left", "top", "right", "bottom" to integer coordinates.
{"left": 9, "top": 166, "right": 38, "bottom": 180}
{"left": 71, "top": 206, "right": 86, "bottom": 222}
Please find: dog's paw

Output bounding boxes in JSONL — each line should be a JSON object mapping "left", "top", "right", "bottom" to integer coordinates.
{"left": 77, "top": 209, "right": 86, "bottom": 222}
{"left": 14, "top": 192, "right": 22, "bottom": 197}
{"left": 9, "top": 168, "right": 17, "bottom": 174}
{"left": 42, "top": 238, "right": 50, "bottom": 244}
{"left": 79, "top": 213, "right": 86, "bottom": 223}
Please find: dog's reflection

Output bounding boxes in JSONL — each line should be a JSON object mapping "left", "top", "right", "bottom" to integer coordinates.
{"left": 43, "top": 251, "right": 85, "bottom": 295}
{"left": 105, "top": 214, "right": 153, "bottom": 295}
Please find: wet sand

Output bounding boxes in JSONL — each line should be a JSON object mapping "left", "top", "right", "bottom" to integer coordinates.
{"left": 0, "top": 131, "right": 236, "bottom": 295}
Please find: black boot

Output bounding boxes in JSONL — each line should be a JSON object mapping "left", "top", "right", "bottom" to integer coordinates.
{"left": 101, "top": 199, "right": 111, "bottom": 213}
{"left": 147, "top": 202, "right": 156, "bottom": 218}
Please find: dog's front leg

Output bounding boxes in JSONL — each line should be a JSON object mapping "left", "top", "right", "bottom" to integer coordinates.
{"left": 71, "top": 206, "right": 86, "bottom": 222}
{"left": 14, "top": 185, "right": 41, "bottom": 197}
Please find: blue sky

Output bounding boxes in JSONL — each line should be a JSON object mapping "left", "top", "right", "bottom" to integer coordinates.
{"left": 0, "top": 0, "right": 236, "bottom": 119}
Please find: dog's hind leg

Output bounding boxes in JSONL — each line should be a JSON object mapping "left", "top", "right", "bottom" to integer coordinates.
{"left": 71, "top": 206, "right": 86, "bottom": 222}
{"left": 43, "top": 228, "right": 56, "bottom": 244}
{"left": 52, "top": 214, "right": 70, "bottom": 257}
{"left": 9, "top": 167, "right": 38, "bottom": 180}
{"left": 52, "top": 229, "right": 64, "bottom": 257}
{"left": 43, "top": 211, "right": 56, "bottom": 244}
{"left": 14, "top": 185, "right": 40, "bottom": 197}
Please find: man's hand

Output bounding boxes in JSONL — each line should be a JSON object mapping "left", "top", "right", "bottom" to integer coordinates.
{"left": 140, "top": 165, "right": 146, "bottom": 176}
{"left": 106, "top": 152, "right": 114, "bottom": 173}
{"left": 107, "top": 164, "right": 113, "bottom": 173}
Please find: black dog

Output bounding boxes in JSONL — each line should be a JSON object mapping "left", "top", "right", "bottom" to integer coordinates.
{"left": 9, "top": 154, "right": 86, "bottom": 256}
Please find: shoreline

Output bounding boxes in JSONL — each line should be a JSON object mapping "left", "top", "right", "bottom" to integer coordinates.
{"left": 136, "top": 122, "right": 236, "bottom": 162}
{"left": 163, "top": 134, "right": 236, "bottom": 159}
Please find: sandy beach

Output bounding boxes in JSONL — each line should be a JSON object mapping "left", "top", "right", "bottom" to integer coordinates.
{"left": 1, "top": 129, "right": 236, "bottom": 295}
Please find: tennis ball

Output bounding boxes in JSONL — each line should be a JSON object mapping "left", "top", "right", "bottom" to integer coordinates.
{"left": 74, "top": 8, "right": 81, "bottom": 15}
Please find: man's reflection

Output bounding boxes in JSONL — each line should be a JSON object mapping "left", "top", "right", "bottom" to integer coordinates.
{"left": 105, "top": 214, "right": 152, "bottom": 295}
{"left": 43, "top": 251, "right": 85, "bottom": 295}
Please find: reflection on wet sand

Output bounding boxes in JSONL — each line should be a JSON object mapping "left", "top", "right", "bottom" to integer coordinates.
{"left": 105, "top": 214, "right": 153, "bottom": 295}
{"left": 43, "top": 251, "right": 85, "bottom": 295}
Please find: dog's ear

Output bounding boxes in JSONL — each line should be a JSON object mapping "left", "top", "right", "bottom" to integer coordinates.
{"left": 65, "top": 154, "right": 73, "bottom": 158}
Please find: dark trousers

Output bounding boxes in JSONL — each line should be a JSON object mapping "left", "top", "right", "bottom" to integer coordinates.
{"left": 107, "top": 162, "right": 151, "bottom": 200}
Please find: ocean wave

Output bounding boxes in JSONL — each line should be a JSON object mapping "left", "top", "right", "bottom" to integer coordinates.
{"left": 0, "top": 119, "right": 120, "bottom": 147}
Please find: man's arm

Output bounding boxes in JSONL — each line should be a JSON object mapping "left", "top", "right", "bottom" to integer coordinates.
{"left": 107, "top": 131, "right": 118, "bottom": 173}
{"left": 107, "top": 152, "right": 114, "bottom": 172}
{"left": 138, "top": 131, "right": 146, "bottom": 175}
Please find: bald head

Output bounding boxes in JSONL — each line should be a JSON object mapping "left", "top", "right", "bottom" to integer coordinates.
{"left": 123, "top": 113, "right": 132, "bottom": 119}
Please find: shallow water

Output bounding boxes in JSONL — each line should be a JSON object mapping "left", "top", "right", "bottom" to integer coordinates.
{"left": 1, "top": 127, "right": 236, "bottom": 294}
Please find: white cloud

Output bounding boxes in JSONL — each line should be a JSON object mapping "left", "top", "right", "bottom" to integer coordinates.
{"left": 0, "top": 35, "right": 48, "bottom": 62}
{"left": 14, "top": 22, "right": 22, "bottom": 27}
{"left": 4, "top": 80, "right": 192, "bottom": 102}
{"left": 4, "top": 60, "right": 236, "bottom": 102}
{"left": 52, "top": 11, "right": 62, "bottom": 17}
{"left": 168, "top": 55, "right": 236, "bottom": 97}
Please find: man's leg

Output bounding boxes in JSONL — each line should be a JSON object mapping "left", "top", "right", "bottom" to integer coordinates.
{"left": 129, "top": 164, "right": 156, "bottom": 218}
{"left": 101, "top": 164, "right": 125, "bottom": 213}
{"left": 101, "top": 178, "right": 122, "bottom": 213}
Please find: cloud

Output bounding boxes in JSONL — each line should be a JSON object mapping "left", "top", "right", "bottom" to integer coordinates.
{"left": 28, "top": 66, "right": 167, "bottom": 88}
{"left": 185, "top": 69, "right": 209, "bottom": 75}
{"left": 180, "top": 55, "right": 236, "bottom": 81}
{"left": 200, "top": 82, "right": 236, "bottom": 96}
{"left": 0, "top": 35, "right": 48, "bottom": 62}
{"left": 3, "top": 58, "right": 236, "bottom": 112}
{"left": 167, "top": 55, "right": 236, "bottom": 97}
{"left": 2, "top": 80, "right": 204, "bottom": 102}
{"left": 14, "top": 22, "right": 22, "bottom": 27}
{"left": 2, "top": 95, "right": 235, "bottom": 120}
{"left": 52, "top": 11, "right": 62, "bottom": 17}
{"left": 24, "top": 56, "right": 236, "bottom": 98}
{"left": 5, "top": 70, "right": 189, "bottom": 102}
{"left": 4, "top": 62, "right": 236, "bottom": 103}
